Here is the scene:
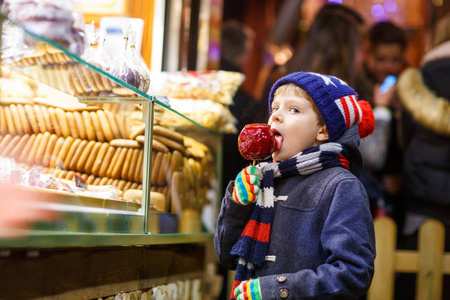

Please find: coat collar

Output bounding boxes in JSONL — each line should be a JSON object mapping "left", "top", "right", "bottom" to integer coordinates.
{"left": 421, "top": 40, "right": 450, "bottom": 66}
{"left": 398, "top": 68, "right": 450, "bottom": 136}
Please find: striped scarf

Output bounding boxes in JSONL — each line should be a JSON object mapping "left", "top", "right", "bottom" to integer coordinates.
{"left": 229, "top": 143, "right": 350, "bottom": 299}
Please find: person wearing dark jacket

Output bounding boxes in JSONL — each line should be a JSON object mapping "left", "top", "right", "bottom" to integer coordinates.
{"left": 395, "top": 23, "right": 450, "bottom": 299}
{"left": 215, "top": 72, "right": 376, "bottom": 300}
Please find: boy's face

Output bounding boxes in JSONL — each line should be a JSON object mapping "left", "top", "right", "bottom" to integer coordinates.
{"left": 367, "top": 43, "right": 405, "bottom": 83}
{"left": 269, "top": 94, "right": 327, "bottom": 161}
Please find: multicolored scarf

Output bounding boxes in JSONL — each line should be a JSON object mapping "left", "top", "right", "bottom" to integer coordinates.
{"left": 229, "top": 143, "right": 350, "bottom": 299}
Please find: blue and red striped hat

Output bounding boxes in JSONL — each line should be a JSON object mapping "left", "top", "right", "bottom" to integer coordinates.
{"left": 268, "top": 72, "right": 374, "bottom": 141}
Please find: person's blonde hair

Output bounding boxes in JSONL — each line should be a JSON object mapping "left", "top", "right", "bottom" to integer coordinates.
{"left": 273, "top": 83, "right": 325, "bottom": 126}
{"left": 433, "top": 13, "right": 450, "bottom": 47}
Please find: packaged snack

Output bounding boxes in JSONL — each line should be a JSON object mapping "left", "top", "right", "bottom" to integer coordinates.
{"left": 149, "top": 71, "right": 245, "bottom": 105}
{"left": 161, "top": 98, "right": 237, "bottom": 133}
{"left": 128, "top": 31, "right": 151, "bottom": 93}
{"left": 82, "top": 22, "right": 112, "bottom": 72}
{"left": 108, "top": 22, "right": 141, "bottom": 90}
{"left": 1, "top": 19, "right": 33, "bottom": 63}
{"left": 4, "top": 0, "right": 86, "bottom": 56}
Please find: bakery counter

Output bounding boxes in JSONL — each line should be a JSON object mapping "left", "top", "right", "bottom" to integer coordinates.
{"left": 0, "top": 88, "right": 221, "bottom": 237}
{"left": 0, "top": 20, "right": 223, "bottom": 241}
{"left": 0, "top": 231, "right": 214, "bottom": 248}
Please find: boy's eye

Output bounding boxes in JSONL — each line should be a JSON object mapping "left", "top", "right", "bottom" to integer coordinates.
{"left": 289, "top": 107, "right": 300, "bottom": 113}
{"left": 271, "top": 106, "right": 279, "bottom": 113}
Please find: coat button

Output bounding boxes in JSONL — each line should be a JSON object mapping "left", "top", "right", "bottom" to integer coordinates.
{"left": 277, "top": 275, "right": 287, "bottom": 283}
{"left": 279, "top": 289, "right": 289, "bottom": 298}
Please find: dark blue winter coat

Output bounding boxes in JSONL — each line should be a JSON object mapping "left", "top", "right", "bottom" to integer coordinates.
{"left": 215, "top": 125, "right": 376, "bottom": 299}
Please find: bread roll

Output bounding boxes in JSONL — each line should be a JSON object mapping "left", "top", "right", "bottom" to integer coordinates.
{"left": 82, "top": 111, "right": 96, "bottom": 141}
{"left": 17, "top": 104, "right": 32, "bottom": 134}
{"left": 9, "top": 104, "right": 24, "bottom": 135}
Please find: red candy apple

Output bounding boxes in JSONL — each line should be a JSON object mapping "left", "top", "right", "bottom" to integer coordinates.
{"left": 238, "top": 123, "right": 276, "bottom": 161}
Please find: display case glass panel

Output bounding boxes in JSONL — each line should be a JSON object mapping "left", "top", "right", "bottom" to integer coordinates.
{"left": 0, "top": 16, "right": 221, "bottom": 243}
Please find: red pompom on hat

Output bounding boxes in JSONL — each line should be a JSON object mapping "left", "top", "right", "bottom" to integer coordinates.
{"left": 356, "top": 100, "right": 375, "bottom": 139}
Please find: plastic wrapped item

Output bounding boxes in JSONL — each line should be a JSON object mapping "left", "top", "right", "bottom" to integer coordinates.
{"left": 108, "top": 22, "right": 141, "bottom": 90}
{"left": 82, "top": 22, "right": 112, "bottom": 72}
{"left": 1, "top": 19, "right": 34, "bottom": 63}
{"left": 70, "top": 185, "right": 122, "bottom": 200}
{"left": 0, "top": 157, "right": 17, "bottom": 184}
{"left": 3, "top": 0, "right": 86, "bottom": 56}
{"left": 149, "top": 71, "right": 245, "bottom": 105}
{"left": 0, "top": 157, "right": 63, "bottom": 190}
{"left": 160, "top": 98, "right": 237, "bottom": 133}
{"left": 128, "top": 31, "right": 151, "bottom": 93}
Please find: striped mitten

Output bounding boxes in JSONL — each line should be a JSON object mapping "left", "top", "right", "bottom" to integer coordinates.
{"left": 232, "top": 166, "right": 262, "bottom": 205}
{"left": 233, "top": 278, "right": 262, "bottom": 300}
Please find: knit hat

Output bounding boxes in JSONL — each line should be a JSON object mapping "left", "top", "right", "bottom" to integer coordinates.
{"left": 268, "top": 72, "right": 374, "bottom": 141}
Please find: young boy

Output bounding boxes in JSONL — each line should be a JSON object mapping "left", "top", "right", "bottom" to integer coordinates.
{"left": 214, "top": 72, "right": 376, "bottom": 300}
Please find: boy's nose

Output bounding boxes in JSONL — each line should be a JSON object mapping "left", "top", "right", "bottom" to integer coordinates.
{"left": 270, "top": 110, "right": 282, "bottom": 123}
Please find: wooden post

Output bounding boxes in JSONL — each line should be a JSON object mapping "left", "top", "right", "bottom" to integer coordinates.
{"left": 367, "top": 217, "right": 397, "bottom": 300}
{"left": 416, "top": 219, "right": 445, "bottom": 300}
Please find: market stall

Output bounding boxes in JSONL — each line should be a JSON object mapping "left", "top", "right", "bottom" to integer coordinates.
{"left": 0, "top": 1, "right": 231, "bottom": 298}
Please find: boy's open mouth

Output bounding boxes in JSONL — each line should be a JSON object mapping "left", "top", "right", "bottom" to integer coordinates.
{"left": 271, "top": 128, "right": 283, "bottom": 152}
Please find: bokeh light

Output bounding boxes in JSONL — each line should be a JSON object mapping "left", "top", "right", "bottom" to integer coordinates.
{"left": 371, "top": 4, "right": 385, "bottom": 17}
{"left": 371, "top": 4, "right": 389, "bottom": 22}
{"left": 384, "top": 0, "right": 397, "bottom": 12}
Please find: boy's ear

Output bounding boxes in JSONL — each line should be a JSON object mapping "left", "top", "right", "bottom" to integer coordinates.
{"left": 316, "top": 125, "right": 329, "bottom": 142}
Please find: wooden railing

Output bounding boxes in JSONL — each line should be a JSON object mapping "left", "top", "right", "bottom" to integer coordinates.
{"left": 367, "top": 217, "right": 450, "bottom": 300}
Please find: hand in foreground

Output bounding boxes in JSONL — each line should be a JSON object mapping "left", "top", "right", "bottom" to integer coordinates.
{"left": 0, "top": 183, "right": 61, "bottom": 237}
{"left": 232, "top": 166, "right": 262, "bottom": 205}
{"left": 234, "top": 278, "right": 262, "bottom": 300}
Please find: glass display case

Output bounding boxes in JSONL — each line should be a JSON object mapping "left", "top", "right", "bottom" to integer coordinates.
{"left": 0, "top": 17, "right": 223, "bottom": 247}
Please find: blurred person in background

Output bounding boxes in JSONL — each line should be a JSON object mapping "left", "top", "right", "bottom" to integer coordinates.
{"left": 394, "top": 13, "right": 450, "bottom": 300}
{"left": 355, "top": 21, "right": 408, "bottom": 226}
{"left": 259, "top": 3, "right": 366, "bottom": 123}
{"left": 284, "top": 3, "right": 365, "bottom": 87}
{"left": 220, "top": 20, "right": 264, "bottom": 196}
{"left": 219, "top": 20, "right": 262, "bottom": 300}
